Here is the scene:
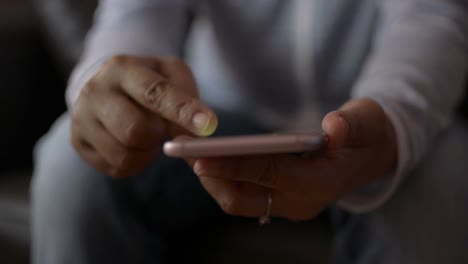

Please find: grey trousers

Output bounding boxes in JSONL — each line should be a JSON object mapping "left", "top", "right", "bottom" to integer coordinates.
{"left": 31, "top": 113, "right": 468, "bottom": 264}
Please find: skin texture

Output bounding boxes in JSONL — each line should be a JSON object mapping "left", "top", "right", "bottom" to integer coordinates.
{"left": 189, "top": 99, "right": 397, "bottom": 221}
{"left": 72, "top": 55, "right": 397, "bottom": 221}
{"left": 71, "top": 55, "right": 218, "bottom": 178}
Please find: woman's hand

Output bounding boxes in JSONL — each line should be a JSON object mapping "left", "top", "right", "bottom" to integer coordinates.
{"left": 71, "top": 56, "right": 218, "bottom": 178}
{"left": 189, "top": 98, "right": 397, "bottom": 221}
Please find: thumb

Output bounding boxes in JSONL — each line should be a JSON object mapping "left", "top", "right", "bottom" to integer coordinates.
{"left": 321, "top": 110, "right": 350, "bottom": 150}
{"left": 322, "top": 98, "right": 390, "bottom": 150}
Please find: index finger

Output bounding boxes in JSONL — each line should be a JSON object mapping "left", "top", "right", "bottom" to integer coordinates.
{"left": 108, "top": 56, "right": 218, "bottom": 137}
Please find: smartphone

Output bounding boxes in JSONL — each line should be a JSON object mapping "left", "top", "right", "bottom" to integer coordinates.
{"left": 163, "top": 132, "right": 326, "bottom": 158}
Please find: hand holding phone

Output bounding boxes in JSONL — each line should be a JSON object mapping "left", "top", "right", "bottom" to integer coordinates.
{"left": 163, "top": 132, "right": 326, "bottom": 158}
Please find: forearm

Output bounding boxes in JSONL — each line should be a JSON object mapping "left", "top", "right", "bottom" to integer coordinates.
{"left": 357, "top": 0, "right": 468, "bottom": 166}
{"left": 341, "top": 0, "right": 468, "bottom": 212}
{"left": 66, "top": 0, "right": 192, "bottom": 108}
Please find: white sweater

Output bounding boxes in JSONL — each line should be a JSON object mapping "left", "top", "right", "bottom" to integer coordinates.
{"left": 66, "top": 0, "right": 468, "bottom": 213}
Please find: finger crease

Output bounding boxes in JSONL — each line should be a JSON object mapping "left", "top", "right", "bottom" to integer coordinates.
{"left": 144, "top": 81, "right": 167, "bottom": 110}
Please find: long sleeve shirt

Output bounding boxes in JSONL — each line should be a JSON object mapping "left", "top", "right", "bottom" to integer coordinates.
{"left": 66, "top": 0, "right": 468, "bottom": 213}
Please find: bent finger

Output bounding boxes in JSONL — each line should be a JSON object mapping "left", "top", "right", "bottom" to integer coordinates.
{"left": 91, "top": 89, "right": 167, "bottom": 150}
{"left": 74, "top": 115, "right": 157, "bottom": 177}
{"left": 193, "top": 155, "right": 309, "bottom": 190}
{"left": 104, "top": 56, "right": 218, "bottom": 136}
{"left": 199, "top": 177, "right": 283, "bottom": 218}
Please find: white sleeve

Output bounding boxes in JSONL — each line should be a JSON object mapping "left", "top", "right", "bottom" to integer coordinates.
{"left": 66, "top": 0, "right": 193, "bottom": 108}
{"left": 338, "top": 0, "right": 468, "bottom": 213}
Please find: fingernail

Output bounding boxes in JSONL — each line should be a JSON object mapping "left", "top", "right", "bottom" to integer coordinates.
{"left": 193, "top": 112, "right": 217, "bottom": 136}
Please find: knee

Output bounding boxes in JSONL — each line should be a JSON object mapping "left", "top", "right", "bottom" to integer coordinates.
{"left": 33, "top": 114, "right": 81, "bottom": 179}
{"left": 31, "top": 114, "right": 112, "bottom": 221}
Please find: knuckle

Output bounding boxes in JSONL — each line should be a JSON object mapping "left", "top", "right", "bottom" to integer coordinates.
{"left": 102, "top": 55, "right": 131, "bottom": 78}
{"left": 123, "top": 118, "right": 147, "bottom": 147}
{"left": 81, "top": 80, "right": 100, "bottom": 97}
{"left": 70, "top": 108, "right": 82, "bottom": 126}
{"left": 101, "top": 56, "right": 124, "bottom": 77}
{"left": 173, "top": 98, "right": 197, "bottom": 124}
{"left": 70, "top": 114, "right": 86, "bottom": 145}
{"left": 70, "top": 134, "right": 81, "bottom": 151}
{"left": 69, "top": 115, "right": 92, "bottom": 151}
{"left": 143, "top": 80, "right": 169, "bottom": 111}
{"left": 108, "top": 55, "right": 129, "bottom": 67}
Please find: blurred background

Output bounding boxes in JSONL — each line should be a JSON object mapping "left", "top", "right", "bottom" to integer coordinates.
{"left": 0, "top": 0, "right": 95, "bottom": 262}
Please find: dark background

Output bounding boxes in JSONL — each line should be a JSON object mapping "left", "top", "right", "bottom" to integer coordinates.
{"left": 0, "top": 1, "right": 66, "bottom": 263}
{"left": 0, "top": 0, "right": 66, "bottom": 172}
